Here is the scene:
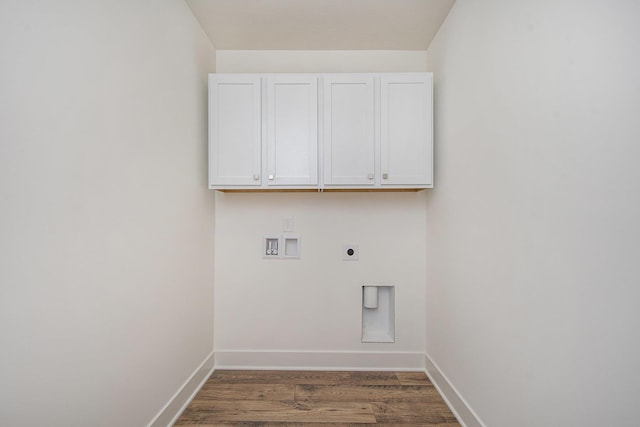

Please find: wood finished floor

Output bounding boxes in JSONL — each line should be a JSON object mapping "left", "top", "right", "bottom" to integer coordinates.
{"left": 175, "top": 370, "right": 460, "bottom": 426}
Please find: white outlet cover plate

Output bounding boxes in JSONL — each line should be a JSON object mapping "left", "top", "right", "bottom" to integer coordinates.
{"left": 343, "top": 244, "right": 359, "bottom": 261}
{"left": 283, "top": 216, "right": 294, "bottom": 232}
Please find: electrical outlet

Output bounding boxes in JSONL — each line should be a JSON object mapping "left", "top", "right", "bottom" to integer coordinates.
{"left": 343, "top": 244, "right": 359, "bottom": 261}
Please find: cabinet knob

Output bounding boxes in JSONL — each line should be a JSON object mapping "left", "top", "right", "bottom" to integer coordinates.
{"left": 367, "top": 173, "right": 374, "bottom": 180}
{"left": 383, "top": 173, "right": 389, "bottom": 179}
{"left": 268, "top": 174, "right": 274, "bottom": 180}
{"left": 253, "top": 174, "right": 260, "bottom": 181}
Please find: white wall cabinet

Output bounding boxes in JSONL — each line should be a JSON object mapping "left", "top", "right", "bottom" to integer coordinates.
{"left": 266, "top": 75, "right": 318, "bottom": 187}
{"left": 209, "top": 73, "right": 433, "bottom": 190}
{"left": 323, "top": 75, "right": 375, "bottom": 187}
{"left": 208, "top": 75, "right": 261, "bottom": 187}
{"left": 208, "top": 74, "right": 318, "bottom": 189}
{"left": 381, "top": 74, "right": 433, "bottom": 187}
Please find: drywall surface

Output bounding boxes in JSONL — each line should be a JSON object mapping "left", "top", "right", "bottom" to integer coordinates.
{"left": 0, "top": 1, "right": 216, "bottom": 426}
{"left": 214, "top": 192, "right": 427, "bottom": 364}
{"left": 215, "top": 50, "right": 428, "bottom": 73}
{"left": 426, "top": 0, "right": 640, "bottom": 426}
{"left": 213, "top": 51, "right": 427, "bottom": 368}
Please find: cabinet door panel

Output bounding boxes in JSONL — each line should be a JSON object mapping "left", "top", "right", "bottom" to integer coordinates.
{"left": 381, "top": 74, "right": 433, "bottom": 186}
{"left": 267, "top": 76, "right": 318, "bottom": 186}
{"left": 323, "top": 75, "right": 375, "bottom": 186}
{"left": 209, "top": 75, "right": 261, "bottom": 187}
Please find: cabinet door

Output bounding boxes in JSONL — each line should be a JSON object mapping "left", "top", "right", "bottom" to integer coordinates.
{"left": 266, "top": 76, "right": 318, "bottom": 186}
{"left": 209, "top": 75, "right": 261, "bottom": 187}
{"left": 323, "top": 75, "right": 375, "bottom": 186}
{"left": 380, "top": 74, "right": 433, "bottom": 187}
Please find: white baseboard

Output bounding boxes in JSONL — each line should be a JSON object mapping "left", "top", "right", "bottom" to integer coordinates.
{"left": 424, "top": 354, "right": 486, "bottom": 427}
{"left": 215, "top": 350, "right": 425, "bottom": 371}
{"left": 148, "top": 351, "right": 215, "bottom": 427}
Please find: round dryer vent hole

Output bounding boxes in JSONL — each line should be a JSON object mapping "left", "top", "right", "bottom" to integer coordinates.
{"left": 343, "top": 244, "right": 359, "bottom": 261}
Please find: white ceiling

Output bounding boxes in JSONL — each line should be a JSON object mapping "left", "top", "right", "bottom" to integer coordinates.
{"left": 185, "top": 0, "right": 456, "bottom": 50}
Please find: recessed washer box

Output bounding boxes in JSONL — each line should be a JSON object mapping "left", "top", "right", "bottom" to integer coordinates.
{"left": 263, "top": 235, "right": 300, "bottom": 259}
{"left": 263, "top": 236, "right": 280, "bottom": 257}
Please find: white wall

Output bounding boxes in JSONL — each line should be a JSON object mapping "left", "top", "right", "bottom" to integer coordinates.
{"left": 216, "top": 50, "right": 428, "bottom": 73}
{"left": 0, "top": 1, "right": 216, "bottom": 426}
{"left": 425, "top": 1, "right": 640, "bottom": 426}
{"left": 214, "top": 51, "right": 428, "bottom": 369}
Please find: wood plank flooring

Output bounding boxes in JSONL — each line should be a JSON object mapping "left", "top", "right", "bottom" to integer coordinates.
{"left": 175, "top": 370, "right": 460, "bottom": 426}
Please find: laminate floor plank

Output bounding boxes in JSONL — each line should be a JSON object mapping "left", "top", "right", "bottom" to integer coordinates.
{"left": 344, "top": 371, "right": 401, "bottom": 385}
{"left": 371, "top": 401, "right": 459, "bottom": 425}
{"left": 295, "top": 385, "right": 442, "bottom": 402}
{"left": 176, "top": 421, "right": 384, "bottom": 427}
{"left": 176, "top": 400, "right": 376, "bottom": 424}
{"left": 176, "top": 424, "right": 456, "bottom": 427}
{"left": 175, "top": 370, "right": 460, "bottom": 426}
{"left": 207, "top": 370, "right": 354, "bottom": 385}
{"left": 395, "top": 372, "right": 433, "bottom": 386}
{"left": 193, "top": 383, "right": 295, "bottom": 401}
